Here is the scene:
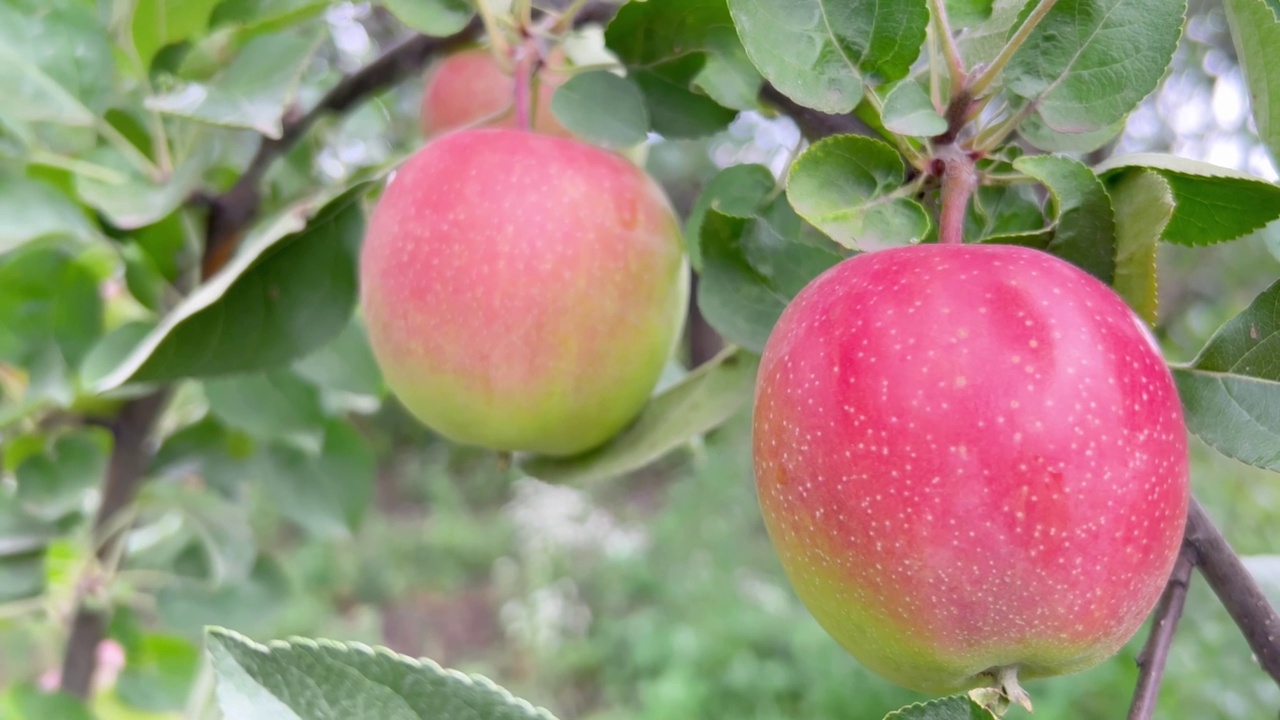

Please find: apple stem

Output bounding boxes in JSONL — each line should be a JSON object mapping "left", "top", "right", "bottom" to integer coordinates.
{"left": 996, "top": 665, "right": 1034, "bottom": 713}
{"left": 936, "top": 143, "right": 977, "bottom": 245}
{"left": 513, "top": 39, "right": 536, "bottom": 131}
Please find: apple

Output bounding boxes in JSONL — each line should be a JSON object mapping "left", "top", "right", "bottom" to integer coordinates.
{"left": 420, "top": 47, "right": 572, "bottom": 140}
{"left": 752, "top": 243, "right": 1189, "bottom": 702}
{"left": 360, "top": 128, "right": 689, "bottom": 456}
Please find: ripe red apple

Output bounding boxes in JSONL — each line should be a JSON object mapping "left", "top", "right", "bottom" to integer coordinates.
{"left": 752, "top": 244, "right": 1189, "bottom": 702}
{"left": 360, "top": 128, "right": 688, "bottom": 456}
{"left": 420, "top": 47, "right": 572, "bottom": 140}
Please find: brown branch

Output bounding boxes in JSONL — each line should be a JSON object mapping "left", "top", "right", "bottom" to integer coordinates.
{"left": 1127, "top": 546, "right": 1196, "bottom": 720}
{"left": 201, "top": 19, "right": 484, "bottom": 278}
{"left": 59, "top": 389, "right": 169, "bottom": 699}
{"left": 1185, "top": 497, "right": 1280, "bottom": 685}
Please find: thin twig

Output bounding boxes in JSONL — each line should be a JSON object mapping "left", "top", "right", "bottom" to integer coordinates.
{"left": 1185, "top": 497, "right": 1280, "bottom": 686}
{"left": 1127, "top": 546, "right": 1197, "bottom": 720}
{"left": 966, "top": 0, "right": 1059, "bottom": 97}
{"left": 59, "top": 390, "right": 169, "bottom": 699}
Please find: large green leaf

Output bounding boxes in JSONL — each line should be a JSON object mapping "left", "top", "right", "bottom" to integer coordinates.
{"left": 1223, "top": 0, "right": 1280, "bottom": 166}
{"left": 727, "top": 0, "right": 928, "bottom": 113}
{"left": 145, "top": 29, "right": 321, "bottom": 138}
{"left": 73, "top": 147, "right": 209, "bottom": 230}
{"left": 1004, "top": 0, "right": 1185, "bottom": 133}
{"left": 205, "top": 369, "right": 327, "bottom": 447}
{"left": 1013, "top": 154, "right": 1115, "bottom": 283}
{"left": 1095, "top": 154, "right": 1280, "bottom": 246}
{"left": 91, "top": 183, "right": 369, "bottom": 391}
{"left": 787, "top": 134, "right": 930, "bottom": 250}
{"left": 1173, "top": 277, "right": 1280, "bottom": 471}
{"left": 207, "top": 628, "right": 561, "bottom": 720}
{"left": 684, "top": 163, "right": 778, "bottom": 269}
{"left": 521, "top": 347, "right": 759, "bottom": 485}
{"left": 1107, "top": 169, "right": 1173, "bottom": 324}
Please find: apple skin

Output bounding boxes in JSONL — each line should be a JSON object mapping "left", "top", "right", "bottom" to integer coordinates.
{"left": 420, "top": 47, "right": 572, "bottom": 140}
{"left": 752, "top": 243, "right": 1189, "bottom": 695}
{"left": 360, "top": 128, "right": 688, "bottom": 457}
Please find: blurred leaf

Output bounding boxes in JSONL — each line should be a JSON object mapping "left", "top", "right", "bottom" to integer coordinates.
{"left": 630, "top": 55, "right": 738, "bottom": 139}
{"left": 0, "top": 0, "right": 114, "bottom": 132}
{"left": 883, "top": 694, "right": 996, "bottom": 719}
{"left": 205, "top": 369, "right": 326, "bottom": 446}
{"left": 945, "top": 0, "right": 994, "bottom": 27}
{"left": 132, "top": 0, "right": 222, "bottom": 67}
{"left": 151, "top": 416, "right": 255, "bottom": 496}
{"left": 0, "top": 550, "right": 46, "bottom": 603}
{"left": 1095, "top": 154, "right": 1280, "bottom": 246}
{"left": 116, "top": 634, "right": 201, "bottom": 713}
{"left": 1019, "top": 114, "right": 1124, "bottom": 153}
{"left": 79, "top": 322, "right": 158, "bottom": 393}
{"left": 685, "top": 163, "right": 777, "bottom": 269}
{"left": 74, "top": 148, "right": 209, "bottom": 230}
{"left": 881, "top": 80, "right": 946, "bottom": 137}
{"left": 92, "top": 183, "right": 369, "bottom": 391}
{"left": 380, "top": 0, "right": 474, "bottom": 36}
{"left": 1174, "top": 277, "right": 1280, "bottom": 471}
{"left": 4, "top": 684, "right": 94, "bottom": 720}
{"left": 1108, "top": 169, "right": 1173, "bottom": 324}
{"left": 1013, "top": 154, "right": 1115, "bottom": 283}
{"left": 146, "top": 29, "right": 322, "bottom": 138}
{"left": 16, "top": 428, "right": 111, "bottom": 521}
{"left": 292, "top": 316, "right": 385, "bottom": 403}
{"left": 727, "top": 0, "right": 927, "bottom": 113}
{"left": 787, "top": 134, "right": 930, "bottom": 250}
{"left": 0, "top": 245, "right": 104, "bottom": 372}
{"left": 0, "top": 172, "right": 97, "bottom": 254}
{"left": 206, "top": 627, "right": 561, "bottom": 720}
{"left": 958, "top": 0, "right": 1030, "bottom": 68}
{"left": 551, "top": 71, "right": 649, "bottom": 149}
{"left": 1004, "top": 0, "right": 1184, "bottom": 133}
{"left": 965, "top": 184, "right": 1045, "bottom": 241}
{"left": 144, "top": 483, "right": 257, "bottom": 585}
{"left": 158, "top": 555, "right": 290, "bottom": 638}
{"left": 210, "top": 0, "right": 331, "bottom": 38}
{"left": 256, "top": 421, "right": 374, "bottom": 539}
{"left": 1224, "top": 0, "right": 1280, "bottom": 165}
{"left": 522, "top": 347, "right": 759, "bottom": 484}
{"left": 605, "top": 0, "right": 752, "bottom": 138}
{"left": 699, "top": 200, "right": 846, "bottom": 352}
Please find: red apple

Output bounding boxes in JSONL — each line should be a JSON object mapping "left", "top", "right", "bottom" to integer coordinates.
{"left": 420, "top": 47, "right": 572, "bottom": 140}
{"left": 752, "top": 244, "right": 1189, "bottom": 701}
{"left": 360, "top": 128, "right": 688, "bottom": 456}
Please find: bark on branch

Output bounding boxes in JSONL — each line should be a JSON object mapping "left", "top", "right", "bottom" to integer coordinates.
{"left": 1127, "top": 546, "right": 1196, "bottom": 719}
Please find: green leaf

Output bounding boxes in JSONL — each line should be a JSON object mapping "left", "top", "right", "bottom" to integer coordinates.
{"left": 1224, "top": 0, "right": 1280, "bottom": 165}
{"left": 256, "top": 421, "right": 374, "bottom": 539}
{"left": 73, "top": 147, "right": 209, "bottom": 230}
{"left": 1013, "top": 154, "right": 1116, "bottom": 283}
{"left": 0, "top": 172, "right": 97, "bottom": 254}
{"left": 16, "top": 428, "right": 111, "bottom": 522}
{"left": 685, "top": 163, "right": 777, "bottom": 269}
{"left": 293, "top": 316, "right": 385, "bottom": 403}
{"left": 0, "top": 489, "right": 56, "bottom": 557}
{"left": 146, "top": 483, "right": 258, "bottom": 586}
{"left": 699, "top": 199, "right": 847, "bottom": 352}
{"left": 1095, "top": 153, "right": 1280, "bottom": 246}
{"left": 1004, "top": 0, "right": 1184, "bottom": 133}
{"left": 958, "top": 0, "right": 1032, "bottom": 68}
{"left": 0, "top": 550, "right": 46, "bottom": 603}
{"left": 1019, "top": 114, "right": 1124, "bottom": 153}
{"left": 965, "top": 184, "right": 1046, "bottom": 241}
{"left": 205, "top": 369, "right": 327, "bottom": 446}
{"left": 131, "top": 0, "right": 222, "bottom": 67}
{"left": 0, "top": 246, "right": 104, "bottom": 374}
{"left": 630, "top": 55, "right": 738, "bottom": 139}
{"left": 728, "top": 0, "right": 928, "bottom": 113}
{"left": 945, "top": 0, "right": 994, "bottom": 27}
{"left": 1173, "top": 278, "right": 1280, "bottom": 471}
{"left": 550, "top": 71, "right": 650, "bottom": 149}
{"left": 158, "top": 555, "right": 290, "bottom": 638}
{"left": 207, "top": 628, "right": 561, "bottom": 720}
{"left": 380, "top": 0, "right": 475, "bottom": 36}
{"left": 1107, "top": 169, "right": 1173, "bottom": 324}
{"left": 145, "top": 29, "right": 322, "bottom": 138}
{"left": 115, "top": 634, "right": 201, "bottom": 712}
{"left": 151, "top": 415, "right": 256, "bottom": 497}
{"left": 881, "top": 80, "right": 947, "bottom": 137}
{"left": 4, "top": 684, "right": 94, "bottom": 720}
{"left": 0, "top": 0, "right": 114, "bottom": 132}
{"left": 92, "top": 183, "right": 369, "bottom": 391}
{"left": 882, "top": 694, "right": 996, "bottom": 719}
{"left": 604, "top": 0, "right": 753, "bottom": 137}
{"left": 521, "top": 347, "right": 759, "bottom": 484}
{"left": 787, "top": 134, "right": 930, "bottom": 250}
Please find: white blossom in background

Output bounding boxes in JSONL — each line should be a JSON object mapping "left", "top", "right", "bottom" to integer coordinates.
{"left": 325, "top": 2, "right": 375, "bottom": 70}
{"left": 499, "top": 577, "right": 593, "bottom": 654}
{"left": 505, "top": 476, "right": 649, "bottom": 562}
